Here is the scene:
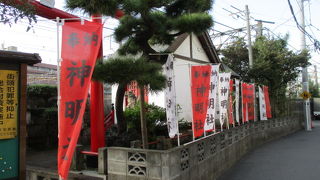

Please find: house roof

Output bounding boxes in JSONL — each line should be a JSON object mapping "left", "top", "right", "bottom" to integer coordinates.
{"left": 0, "top": 50, "right": 42, "bottom": 65}
{"left": 221, "top": 63, "right": 240, "bottom": 78}
{"left": 166, "top": 32, "right": 221, "bottom": 64}
{"left": 33, "top": 63, "right": 57, "bottom": 70}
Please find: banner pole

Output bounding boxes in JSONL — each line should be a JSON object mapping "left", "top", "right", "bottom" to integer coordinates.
{"left": 56, "top": 17, "right": 60, "bottom": 137}
{"left": 189, "top": 64, "right": 195, "bottom": 141}
{"left": 56, "top": 16, "right": 63, "bottom": 180}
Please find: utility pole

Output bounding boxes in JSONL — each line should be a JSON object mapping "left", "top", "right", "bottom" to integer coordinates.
{"left": 300, "top": 0, "right": 312, "bottom": 131}
{"left": 256, "top": 20, "right": 263, "bottom": 38}
{"left": 245, "top": 5, "right": 253, "bottom": 69}
{"left": 255, "top": 19, "right": 275, "bottom": 38}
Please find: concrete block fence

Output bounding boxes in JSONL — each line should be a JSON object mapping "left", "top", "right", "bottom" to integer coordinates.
{"left": 107, "top": 117, "right": 302, "bottom": 180}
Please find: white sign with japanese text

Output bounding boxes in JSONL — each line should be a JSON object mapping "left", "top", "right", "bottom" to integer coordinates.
{"left": 259, "top": 86, "right": 268, "bottom": 120}
{"left": 165, "top": 54, "right": 179, "bottom": 138}
{"left": 204, "top": 65, "right": 220, "bottom": 131}
{"left": 218, "top": 73, "right": 231, "bottom": 127}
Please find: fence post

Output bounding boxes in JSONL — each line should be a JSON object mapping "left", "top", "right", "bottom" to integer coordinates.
{"left": 98, "top": 147, "right": 108, "bottom": 174}
{"left": 70, "top": 145, "right": 85, "bottom": 171}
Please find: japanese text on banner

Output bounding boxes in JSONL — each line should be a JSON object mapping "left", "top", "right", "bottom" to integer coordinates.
{"left": 247, "top": 84, "right": 255, "bottom": 121}
{"left": 241, "top": 83, "right": 255, "bottom": 122}
{"left": 204, "top": 65, "right": 219, "bottom": 132}
{"left": 191, "top": 65, "right": 211, "bottom": 138}
{"left": 165, "top": 55, "right": 179, "bottom": 138}
{"left": 218, "top": 73, "right": 231, "bottom": 127}
{"left": 58, "top": 21, "right": 102, "bottom": 180}
{"left": 259, "top": 86, "right": 267, "bottom": 120}
{"left": 229, "top": 79, "right": 234, "bottom": 125}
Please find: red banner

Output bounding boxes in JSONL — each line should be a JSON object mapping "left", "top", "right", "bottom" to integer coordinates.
{"left": 126, "top": 81, "right": 149, "bottom": 106}
{"left": 191, "top": 65, "right": 211, "bottom": 138}
{"left": 263, "top": 86, "right": 272, "bottom": 118}
{"left": 247, "top": 84, "right": 255, "bottom": 121}
{"left": 58, "top": 21, "right": 102, "bottom": 180}
{"left": 229, "top": 79, "right": 234, "bottom": 125}
{"left": 242, "top": 83, "right": 255, "bottom": 122}
{"left": 241, "top": 83, "right": 248, "bottom": 123}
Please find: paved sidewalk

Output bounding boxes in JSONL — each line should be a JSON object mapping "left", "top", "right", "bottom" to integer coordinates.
{"left": 219, "top": 121, "right": 320, "bottom": 180}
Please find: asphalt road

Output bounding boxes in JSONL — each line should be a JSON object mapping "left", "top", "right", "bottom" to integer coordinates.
{"left": 218, "top": 121, "right": 320, "bottom": 180}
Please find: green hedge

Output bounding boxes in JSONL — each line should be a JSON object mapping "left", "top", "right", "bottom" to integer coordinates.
{"left": 27, "top": 84, "right": 57, "bottom": 98}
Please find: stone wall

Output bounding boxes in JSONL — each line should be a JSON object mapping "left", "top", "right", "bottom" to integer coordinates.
{"left": 107, "top": 116, "right": 302, "bottom": 180}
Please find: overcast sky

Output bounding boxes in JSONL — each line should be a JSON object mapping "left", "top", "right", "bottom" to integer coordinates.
{"left": 1, "top": 0, "right": 319, "bottom": 72}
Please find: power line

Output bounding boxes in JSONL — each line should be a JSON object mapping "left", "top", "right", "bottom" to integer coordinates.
{"left": 272, "top": 16, "right": 295, "bottom": 31}
{"left": 287, "top": 0, "right": 320, "bottom": 52}
{"left": 263, "top": 27, "right": 299, "bottom": 51}
{"left": 222, "top": 7, "right": 246, "bottom": 21}
{"left": 213, "top": 20, "right": 237, "bottom": 30}
{"left": 309, "top": 24, "right": 320, "bottom": 32}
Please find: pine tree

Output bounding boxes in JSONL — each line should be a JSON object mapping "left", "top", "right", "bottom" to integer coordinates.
{"left": 93, "top": 57, "right": 166, "bottom": 148}
{"left": 66, "top": 0, "right": 214, "bottom": 148}
{"left": 0, "top": 0, "right": 36, "bottom": 31}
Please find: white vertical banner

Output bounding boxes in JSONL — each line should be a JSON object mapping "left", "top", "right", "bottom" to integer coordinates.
{"left": 218, "top": 73, "right": 231, "bottom": 128}
{"left": 235, "top": 79, "right": 240, "bottom": 124}
{"left": 204, "top": 65, "right": 220, "bottom": 132}
{"left": 259, "top": 86, "right": 268, "bottom": 120}
{"left": 165, "top": 54, "right": 179, "bottom": 138}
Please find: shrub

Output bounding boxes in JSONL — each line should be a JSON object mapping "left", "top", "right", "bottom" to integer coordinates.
{"left": 124, "top": 102, "right": 167, "bottom": 140}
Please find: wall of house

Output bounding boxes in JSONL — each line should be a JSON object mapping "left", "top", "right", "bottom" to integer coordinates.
{"left": 174, "top": 34, "right": 210, "bottom": 62}
{"left": 149, "top": 34, "right": 212, "bottom": 123}
{"left": 174, "top": 58, "right": 205, "bottom": 122}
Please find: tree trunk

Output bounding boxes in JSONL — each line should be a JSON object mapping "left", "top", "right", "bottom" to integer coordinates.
{"left": 139, "top": 85, "right": 148, "bottom": 149}
{"left": 115, "top": 83, "right": 127, "bottom": 134}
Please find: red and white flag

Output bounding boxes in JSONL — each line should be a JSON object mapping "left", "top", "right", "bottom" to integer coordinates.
{"left": 191, "top": 65, "right": 211, "bottom": 138}
{"left": 259, "top": 86, "right": 267, "bottom": 120}
{"left": 228, "top": 79, "right": 234, "bottom": 125}
{"left": 218, "top": 73, "right": 231, "bottom": 128}
{"left": 204, "top": 65, "right": 219, "bottom": 132}
{"left": 247, "top": 84, "right": 255, "bottom": 121}
{"left": 263, "top": 86, "right": 272, "bottom": 118}
{"left": 58, "top": 21, "right": 102, "bottom": 180}
{"left": 241, "top": 82, "right": 247, "bottom": 123}
{"left": 242, "top": 83, "right": 255, "bottom": 122}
